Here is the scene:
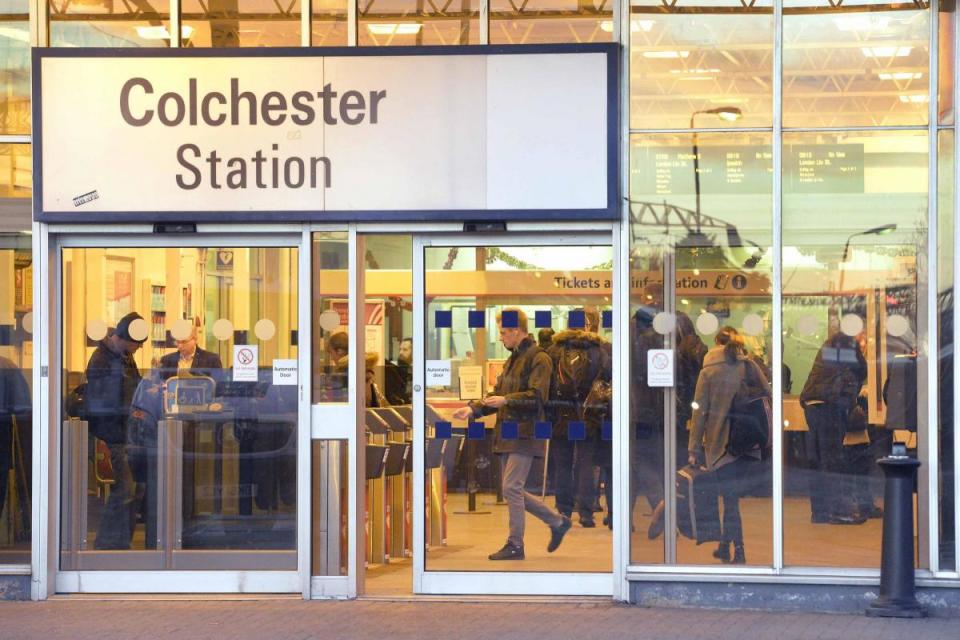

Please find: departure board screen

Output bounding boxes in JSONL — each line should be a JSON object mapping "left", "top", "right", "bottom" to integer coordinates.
{"left": 632, "top": 144, "right": 864, "bottom": 195}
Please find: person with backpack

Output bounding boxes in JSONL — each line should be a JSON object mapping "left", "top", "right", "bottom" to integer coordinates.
{"left": 688, "top": 326, "right": 770, "bottom": 564}
{"left": 547, "top": 308, "right": 611, "bottom": 528}
{"left": 453, "top": 308, "right": 571, "bottom": 560}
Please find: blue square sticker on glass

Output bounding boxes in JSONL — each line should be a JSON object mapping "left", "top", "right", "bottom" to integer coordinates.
{"left": 601, "top": 421, "right": 613, "bottom": 441}
{"left": 501, "top": 421, "right": 519, "bottom": 440}
{"left": 501, "top": 309, "right": 519, "bottom": 328}
{"left": 568, "top": 310, "right": 585, "bottom": 329}
{"left": 435, "top": 421, "right": 452, "bottom": 440}
{"left": 535, "top": 421, "right": 552, "bottom": 440}
{"left": 568, "top": 421, "right": 586, "bottom": 441}
{"left": 467, "top": 310, "right": 485, "bottom": 329}
{"left": 602, "top": 310, "right": 613, "bottom": 329}
{"left": 468, "top": 422, "right": 486, "bottom": 440}
{"left": 535, "top": 310, "right": 552, "bottom": 328}
{"left": 435, "top": 310, "right": 452, "bottom": 328}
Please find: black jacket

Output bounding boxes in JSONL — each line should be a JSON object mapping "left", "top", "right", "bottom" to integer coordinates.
{"left": 800, "top": 334, "right": 867, "bottom": 411}
{"left": 468, "top": 336, "right": 552, "bottom": 457}
{"left": 0, "top": 356, "right": 29, "bottom": 472}
{"left": 84, "top": 340, "right": 142, "bottom": 444}
{"left": 159, "top": 347, "right": 224, "bottom": 382}
{"left": 546, "top": 329, "right": 611, "bottom": 437}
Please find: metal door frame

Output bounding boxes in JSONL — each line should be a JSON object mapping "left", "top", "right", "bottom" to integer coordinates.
{"left": 411, "top": 225, "right": 621, "bottom": 596}
{"left": 34, "top": 224, "right": 311, "bottom": 596}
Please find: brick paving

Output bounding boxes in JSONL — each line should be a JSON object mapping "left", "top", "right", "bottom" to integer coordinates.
{"left": 0, "top": 599, "right": 957, "bottom": 640}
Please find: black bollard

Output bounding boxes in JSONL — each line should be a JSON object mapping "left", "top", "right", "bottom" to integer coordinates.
{"left": 866, "top": 445, "right": 927, "bottom": 618}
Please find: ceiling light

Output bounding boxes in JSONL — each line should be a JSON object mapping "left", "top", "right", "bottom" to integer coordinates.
{"left": 135, "top": 25, "right": 195, "bottom": 40}
{"left": 878, "top": 72, "right": 923, "bottom": 80}
{"left": 643, "top": 50, "right": 690, "bottom": 59}
{"left": 600, "top": 19, "right": 654, "bottom": 33}
{"left": 834, "top": 16, "right": 890, "bottom": 31}
{"left": 367, "top": 23, "right": 422, "bottom": 35}
{"left": 899, "top": 94, "right": 929, "bottom": 103}
{"left": 669, "top": 68, "right": 720, "bottom": 74}
{"left": 861, "top": 46, "right": 912, "bottom": 58}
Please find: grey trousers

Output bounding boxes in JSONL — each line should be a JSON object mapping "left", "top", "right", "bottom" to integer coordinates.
{"left": 502, "top": 452, "right": 563, "bottom": 547}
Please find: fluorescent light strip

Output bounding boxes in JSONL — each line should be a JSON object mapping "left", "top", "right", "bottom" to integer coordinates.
{"left": 367, "top": 23, "right": 422, "bottom": 35}
{"left": 861, "top": 46, "right": 912, "bottom": 58}
{"left": 642, "top": 50, "right": 690, "bottom": 59}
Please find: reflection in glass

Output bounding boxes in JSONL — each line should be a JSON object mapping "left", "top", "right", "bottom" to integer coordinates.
{"left": 60, "top": 247, "right": 299, "bottom": 571}
{"left": 312, "top": 0, "right": 349, "bottom": 45}
{"left": 0, "top": 17, "right": 29, "bottom": 135}
{"left": 939, "top": 0, "right": 955, "bottom": 124}
{"left": 629, "top": 133, "right": 773, "bottom": 566}
{"left": 182, "top": 0, "right": 300, "bottom": 46}
{"left": 490, "top": 0, "right": 612, "bottom": 45}
{"left": 358, "top": 0, "right": 479, "bottom": 45}
{"left": 49, "top": 0, "right": 172, "bottom": 47}
{"left": 938, "top": 130, "right": 955, "bottom": 571}
{"left": 312, "top": 439, "right": 348, "bottom": 576}
{"left": 424, "top": 245, "right": 613, "bottom": 572}
{"left": 782, "top": 130, "right": 928, "bottom": 568}
{"left": 0, "top": 230, "right": 32, "bottom": 564}
{"left": 783, "top": 0, "right": 930, "bottom": 127}
{"left": 312, "top": 232, "right": 349, "bottom": 404}
{"left": 629, "top": 0, "right": 773, "bottom": 130}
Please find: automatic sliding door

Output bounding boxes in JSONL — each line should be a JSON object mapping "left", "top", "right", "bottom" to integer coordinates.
{"left": 417, "top": 239, "right": 614, "bottom": 588}
{"left": 59, "top": 244, "right": 299, "bottom": 572}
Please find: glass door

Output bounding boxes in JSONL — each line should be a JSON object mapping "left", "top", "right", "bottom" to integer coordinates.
{"left": 56, "top": 236, "right": 304, "bottom": 591}
{"left": 413, "top": 233, "right": 616, "bottom": 595}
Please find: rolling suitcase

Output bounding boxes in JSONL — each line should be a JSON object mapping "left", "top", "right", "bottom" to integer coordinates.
{"left": 676, "top": 465, "right": 721, "bottom": 544}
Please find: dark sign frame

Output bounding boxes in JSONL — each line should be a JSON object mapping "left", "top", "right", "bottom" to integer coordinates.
{"left": 32, "top": 43, "right": 620, "bottom": 224}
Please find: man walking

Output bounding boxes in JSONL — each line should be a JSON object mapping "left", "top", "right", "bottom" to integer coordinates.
{"left": 453, "top": 308, "right": 571, "bottom": 560}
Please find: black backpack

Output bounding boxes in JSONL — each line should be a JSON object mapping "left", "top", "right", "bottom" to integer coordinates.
{"left": 726, "top": 360, "right": 772, "bottom": 457}
{"left": 552, "top": 344, "right": 600, "bottom": 420}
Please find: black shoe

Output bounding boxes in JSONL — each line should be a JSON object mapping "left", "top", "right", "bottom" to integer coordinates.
{"left": 580, "top": 517, "right": 596, "bottom": 528}
{"left": 488, "top": 542, "right": 525, "bottom": 561}
{"left": 547, "top": 516, "right": 572, "bottom": 553}
{"left": 712, "top": 542, "right": 731, "bottom": 563}
{"left": 731, "top": 544, "right": 746, "bottom": 564}
{"left": 827, "top": 513, "right": 867, "bottom": 525}
{"left": 811, "top": 513, "right": 830, "bottom": 524}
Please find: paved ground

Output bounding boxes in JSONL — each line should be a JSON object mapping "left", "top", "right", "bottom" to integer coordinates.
{"left": 0, "top": 598, "right": 956, "bottom": 640}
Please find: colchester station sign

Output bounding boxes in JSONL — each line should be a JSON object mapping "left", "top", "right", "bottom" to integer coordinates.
{"left": 33, "top": 45, "right": 617, "bottom": 223}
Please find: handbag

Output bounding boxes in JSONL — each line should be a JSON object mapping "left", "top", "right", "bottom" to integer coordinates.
{"left": 726, "top": 360, "right": 772, "bottom": 457}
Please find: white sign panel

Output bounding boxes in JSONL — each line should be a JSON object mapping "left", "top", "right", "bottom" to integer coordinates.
{"left": 647, "top": 349, "right": 674, "bottom": 387}
{"left": 37, "top": 49, "right": 613, "bottom": 220}
{"left": 426, "top": 360, "right": 452, "bottom": 386}
{"left": 272, "top": 359, "right": 298, "bottom": 386}
{"left": 233, "top": 344, "right": 259, "bottom": 382}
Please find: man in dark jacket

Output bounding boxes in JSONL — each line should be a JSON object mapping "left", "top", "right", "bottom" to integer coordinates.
{"left": 800, "top": 330, "right": 868, "bottom": 525}
{"left": 547, "top": 308, "right": 610, "bottom": 528}
{"left": 0, "top": 356, "right": 30, "bottom": 533}
{"left": 158, "top": 324, "right": 224, "bottom": 381}
{"left": 453, "top": 308, "right": 571, "bottom": 560}
{"left": 85, "top": 311, "right": 146, "bottom": 549}
{"left": 383, "top": 337, "right": 412, "bottom": 406}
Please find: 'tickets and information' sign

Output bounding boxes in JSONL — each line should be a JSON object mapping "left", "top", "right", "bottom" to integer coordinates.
{"left": 34, "top": 46, "right": 615, "bottom": 222}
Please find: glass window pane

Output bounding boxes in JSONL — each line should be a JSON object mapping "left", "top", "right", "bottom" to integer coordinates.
{"left": 629, "top": 0, "right": 773, "bottom": 130}
{"left": 49, "top": 0, "right": 172, "bottom": 47}
{"left": 783, "top": 0, "right": 930, "bottom": 128}
{"left": 358, "top": 0, "right": 480, "bottom": 45}
{"left": 311, "top": 439, "right": 348, "bottom": 576}
{"left": 938, "top": 129, "right": 955, "bottom": 571}
{"left": 182, "top": 0, "right": 300, "bottom": 47}
{"left": 312, "top": 232, "right": 349, "bottom": 404}
{"left": 0, "top": 143, "right": 31, "bottom": 561}
{"left": 490, "top": 0, "right": 613, "bottom": 45}
{"left": 313, "top": 0, "right": 348, "bottom": 45}
{"left": 939, "top": 0, "right": 955, "bottom": 124}
{"left": 629, "top": 132, "right": 773, "bottom": 566}
{"left": 60, "top": 246, "right": 299, "bottom": 571}
{"left": 0, "top": 13, "right": 30, "bottom": 135}
{"left": 782, "top": 130, "right": 928, "bottom": 568}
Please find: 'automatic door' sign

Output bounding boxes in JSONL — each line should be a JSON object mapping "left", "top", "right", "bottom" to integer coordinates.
{"left": 35, "top": 49, "right": 615, "bottom": 221}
